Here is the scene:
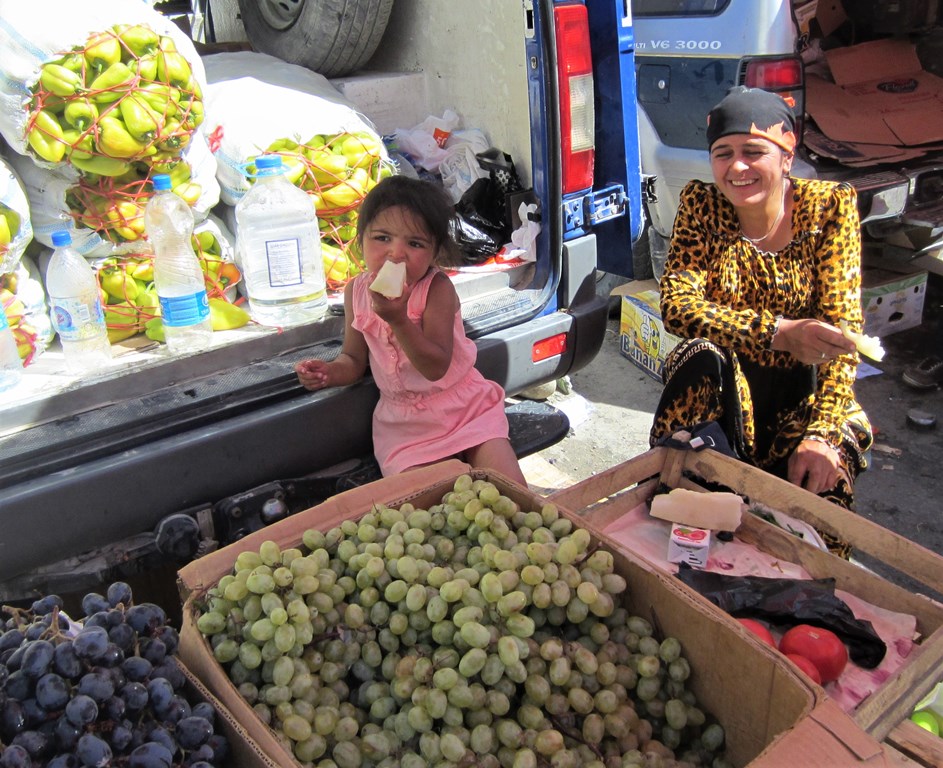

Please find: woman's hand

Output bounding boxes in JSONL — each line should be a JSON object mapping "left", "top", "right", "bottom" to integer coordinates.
{"left": 788, "top": 439, "right": 841, "bottom": 494}
{"left": 772, "top": 317, "right": 856, "bottom": 365}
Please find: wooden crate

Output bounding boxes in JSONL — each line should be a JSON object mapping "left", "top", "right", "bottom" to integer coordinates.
{"left": 549, "top": 445, "right": 943, "bottom": 756}
{"left": 176, "top": 459, "right": 857, "bottom": 768}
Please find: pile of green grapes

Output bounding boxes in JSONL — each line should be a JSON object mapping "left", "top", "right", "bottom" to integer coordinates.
{"left": 195, "top": 475, "right": 730, "bottom": 768}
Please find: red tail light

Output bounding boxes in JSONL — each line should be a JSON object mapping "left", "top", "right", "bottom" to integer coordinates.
{"left": 743, "top": 56, "right": 803, "bottom": 90}
{"left": 532, "top": 333, "right": 567, "bottom": 362}
{"left": 555, "top": 3, "right": 595, "bottom": 194}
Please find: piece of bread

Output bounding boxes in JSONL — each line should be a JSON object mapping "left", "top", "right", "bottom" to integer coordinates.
{"left": 370, "top": 261, "right": 407, "bottom": 299}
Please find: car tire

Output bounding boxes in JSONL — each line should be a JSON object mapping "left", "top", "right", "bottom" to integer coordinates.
{"left": 236, "top": 0, "right": 395, "bottom": 77}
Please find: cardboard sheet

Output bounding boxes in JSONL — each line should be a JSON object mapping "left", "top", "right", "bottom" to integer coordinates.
{"left": 806, "top": 38, "right": 943, "bottom": 154}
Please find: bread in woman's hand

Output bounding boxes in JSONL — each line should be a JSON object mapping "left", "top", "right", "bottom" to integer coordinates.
{"left": 839, "top": 320, "right": 885, "bottom": 361}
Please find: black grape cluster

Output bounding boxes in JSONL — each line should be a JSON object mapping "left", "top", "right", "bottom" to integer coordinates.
{"left": 0, "top": 583, "right": 230, "bottom": 768}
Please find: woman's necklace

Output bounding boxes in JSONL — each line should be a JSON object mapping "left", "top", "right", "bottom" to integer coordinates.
{"left": 740, "top": 182, "right": 788, "bottom": 245}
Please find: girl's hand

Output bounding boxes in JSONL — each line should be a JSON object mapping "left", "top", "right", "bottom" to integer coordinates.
{"left": 295, "top": 359, "right": 332, "bottom": 390}
{"left": 773, "top": 317, "right": 857, "bottom": 365}
{"left": 787, "top": 439, "right": 841, "bottom": 494}
{"left": 369, "top": 277, "right": 412, "bottom": 326}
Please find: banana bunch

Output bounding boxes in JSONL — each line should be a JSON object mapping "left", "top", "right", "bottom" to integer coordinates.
{"left": 64, "top": 156, "right": 199, "bottom": 244}
{"left": 97, "top": 229, "right": 243, "bottom": 343}
{"left": 246, "top": 130, "right": 392, "bottom": 290}
{"left": 26, "top": 24, "right": 204, "bottom": 172}
{"left": 1, "top": 286, "right": 40, "bottom": 363}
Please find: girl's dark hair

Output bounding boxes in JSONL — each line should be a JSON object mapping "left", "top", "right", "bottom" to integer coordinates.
{"left": 357, "top": 175, "right": 459, "bottom": 264}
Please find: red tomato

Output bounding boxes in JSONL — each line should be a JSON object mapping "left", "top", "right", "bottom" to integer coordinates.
{"left": 785, "top": 653, "right": 823, "bottom": 685}
{"left": 736, "top": 618, "right": 776, "bottom": 647}
{"left": 779, "top": 625, "right": 848, "bottom": 682}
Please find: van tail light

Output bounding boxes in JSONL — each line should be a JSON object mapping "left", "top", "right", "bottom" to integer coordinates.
{"left": 555, "top": 3, "right": 595, "bottom": 194}
{"left": 532, "top": 333, "right": 567, "bottom": 362}
{"left": 741, "top": 55, "right": 805, "bottom": 140}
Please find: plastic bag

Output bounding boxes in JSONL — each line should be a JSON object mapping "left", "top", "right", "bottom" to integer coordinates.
{"left": 675, "top": 569, "right": 887, "bottom": 668}
{"left": 453, "top": 177, "right": 510, "bottom": 264}
{"left": 440, "top": 129, "right": 490, "bottom": 202}
{"left": 393, "top": 110, "right": 461, "bottom": 173}
{"left": 0, "top": 156, "right": 33, "bottom": 274}
{"left": 509, "top": 202, "right": 540, "bottom": 262}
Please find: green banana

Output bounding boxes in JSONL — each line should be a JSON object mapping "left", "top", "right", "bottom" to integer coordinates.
{"left": 63, "top": 98, "right": 98, "bottom": 132}
{"left": 70, "top": 155, "right": 133, "bottom": 177}
{"left": 97, "top": 116, "right": 147, "bottom": 159}
{"left": 39, "top": 63, "right": 83, "bottom": 97}
{"left": 115, "top": 24, "right": 160, "bottom": 58}
{"left": 89, "top": 62, "right": 136, "bottom": 104}
{"left": 119, "top": 95, "right": 160, "bottom": 142}
{"left": 26, "top": 109, "right": 66, "bottom": 163}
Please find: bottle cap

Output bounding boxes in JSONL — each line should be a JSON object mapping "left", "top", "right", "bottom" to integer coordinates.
{"left": 255, "top": 155, "right": 284, "bottom": 174}
{"left": 152, "top": 174, "right": 172, "bottom": 191}
{"left": 51, "top": 230, "right": 72, "bottom": 247}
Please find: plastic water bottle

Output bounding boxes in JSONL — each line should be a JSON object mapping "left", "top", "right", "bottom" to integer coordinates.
{"left": 235, "top": 154, "right": 327, "bottom": 326}
{"left": 45, "top": 230, "right": 112, "bottom": 374}
{"left": 145, "top": 174, "right": 212, "bottom": 353}
{"left": 0, "top": 306, "right": 22, "bottom": 391}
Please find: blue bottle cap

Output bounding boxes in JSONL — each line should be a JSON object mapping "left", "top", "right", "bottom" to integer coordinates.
{"left": 152, "top": 174, "right": 172, "bottom": 191}
{"left": 255, "top": 155, "right": 284, "bottom": 174}
{"left": 51, "top": 230, "right": 72, "bottom": 247}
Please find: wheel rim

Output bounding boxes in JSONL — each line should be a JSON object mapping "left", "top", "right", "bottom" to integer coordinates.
{"left": 257, "top": 0, "right": 304, "bottom": 30}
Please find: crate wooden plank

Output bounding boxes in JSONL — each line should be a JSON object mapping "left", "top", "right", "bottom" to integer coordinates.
{"left": 885, "top": 719, "right": 943, "bottom": 768}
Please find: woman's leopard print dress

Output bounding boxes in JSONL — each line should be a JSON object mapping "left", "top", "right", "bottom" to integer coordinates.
{"left": 650, "top": 178, "right": 873, "bottom": 540}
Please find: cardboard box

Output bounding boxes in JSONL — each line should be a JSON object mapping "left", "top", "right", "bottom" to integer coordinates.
{"left": 862, "top": 269, "right": 928, "bottom": 337}
{"left": 806, "top": 39, "right": 943, "bottom": 153}
{"left": 178, "top": 460, "right": 827, "bottom": 768}
{"left": 612, "top": 279, "right": 681, "bottom": 381}
{"left": 550, "top": 444, "right": 943, "bottom": 759}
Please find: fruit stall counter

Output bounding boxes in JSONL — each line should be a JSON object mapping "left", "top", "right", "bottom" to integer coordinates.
{"left": 549, "top": 444, "right": 943, "bottom": 765}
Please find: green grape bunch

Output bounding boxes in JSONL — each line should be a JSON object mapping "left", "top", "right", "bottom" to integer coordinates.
{"left": 195, "top": 475, "right": 731, "bottom": 768}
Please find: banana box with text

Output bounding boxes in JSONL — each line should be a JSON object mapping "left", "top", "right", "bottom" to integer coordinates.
{"left": 612, "top": 279, "right": 681, "bottom": 382}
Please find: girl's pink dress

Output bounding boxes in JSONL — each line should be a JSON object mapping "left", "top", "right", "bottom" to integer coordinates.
{"left": 351, "top": 267, "right": 510, "bottom": 475}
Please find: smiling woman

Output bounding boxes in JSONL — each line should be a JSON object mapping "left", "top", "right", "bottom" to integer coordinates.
{"left": 648, "top": 86, "right": 873, "bottom": 552}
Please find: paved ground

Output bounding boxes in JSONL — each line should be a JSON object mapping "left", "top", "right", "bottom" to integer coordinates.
{"left": 520, "top": 271, "right": 943, "bottom": 593}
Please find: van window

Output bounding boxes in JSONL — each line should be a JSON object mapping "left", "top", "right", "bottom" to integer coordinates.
{"left": 633, "top": 0, "right": 730, "bottom": 16}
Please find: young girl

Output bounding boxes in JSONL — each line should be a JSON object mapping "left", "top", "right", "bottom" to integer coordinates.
{"left": 295, "top": 175, "right": 527, "bottom": 485}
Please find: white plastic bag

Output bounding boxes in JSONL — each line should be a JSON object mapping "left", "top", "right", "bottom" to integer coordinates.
{"left": 0, "top": 156, "right": 33, "bottom": 274}
{"left": 439, "top": 129, "right": 491, "bottom": 203}
{"left": 203, "top": 51, "right": 386, "bottom": 206}
{"left": 393, "top": 110, "right": 462, "bottom": 173}
{"left": 509, "top": 202, "right": 541, "bottom": 262}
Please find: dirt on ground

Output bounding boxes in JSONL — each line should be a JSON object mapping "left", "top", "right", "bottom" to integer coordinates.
{"left": 521, "top": 272, "right": 943, "bottom": 594}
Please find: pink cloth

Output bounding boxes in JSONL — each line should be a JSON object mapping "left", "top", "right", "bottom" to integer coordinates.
{"left": 351, "top": 268, "right": 509, "bottom": 475}
{"left": 603, "top": 503, "right": 916, "bottom": 713}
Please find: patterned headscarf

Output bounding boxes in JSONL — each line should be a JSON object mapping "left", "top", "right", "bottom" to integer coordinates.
{"left": 706, "top": 86, "right": 797, "bottom": 153}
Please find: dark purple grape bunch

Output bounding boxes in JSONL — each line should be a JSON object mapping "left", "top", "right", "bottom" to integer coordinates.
{"left": 0, "top": 582, "right": 229, "bottom": 767}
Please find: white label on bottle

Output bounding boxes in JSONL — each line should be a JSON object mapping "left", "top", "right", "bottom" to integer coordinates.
{"left": 265, "top": 238, "right": 304, "bottom": 287}
{"left": 160, "top": 290, "right": 210, "bottom": 327}
{"left": 51, "top": 298, "right": 101, "bottom": 341}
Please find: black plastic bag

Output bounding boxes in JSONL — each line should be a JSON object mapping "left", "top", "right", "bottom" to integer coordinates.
{"left": 453, "top": 177, "right": 509, "bottom": 264}
{"left": 675, "top": 568, "right": 887, "bottom": 668}
{"left": 452, "top": 149, "right": 525, "bottom": 265}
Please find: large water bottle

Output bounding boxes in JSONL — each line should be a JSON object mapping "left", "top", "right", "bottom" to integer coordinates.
{"left": 45, "top": 230, "right": 112, "bottom": 374}
{"left": 145, "top": 174, "right": 212, "bottom": 353}
{"left": 236, "top": 154, "right": 327, "bottom": 326}
{"left": 0, "top": 305, "right": 23, "bottom": 391}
